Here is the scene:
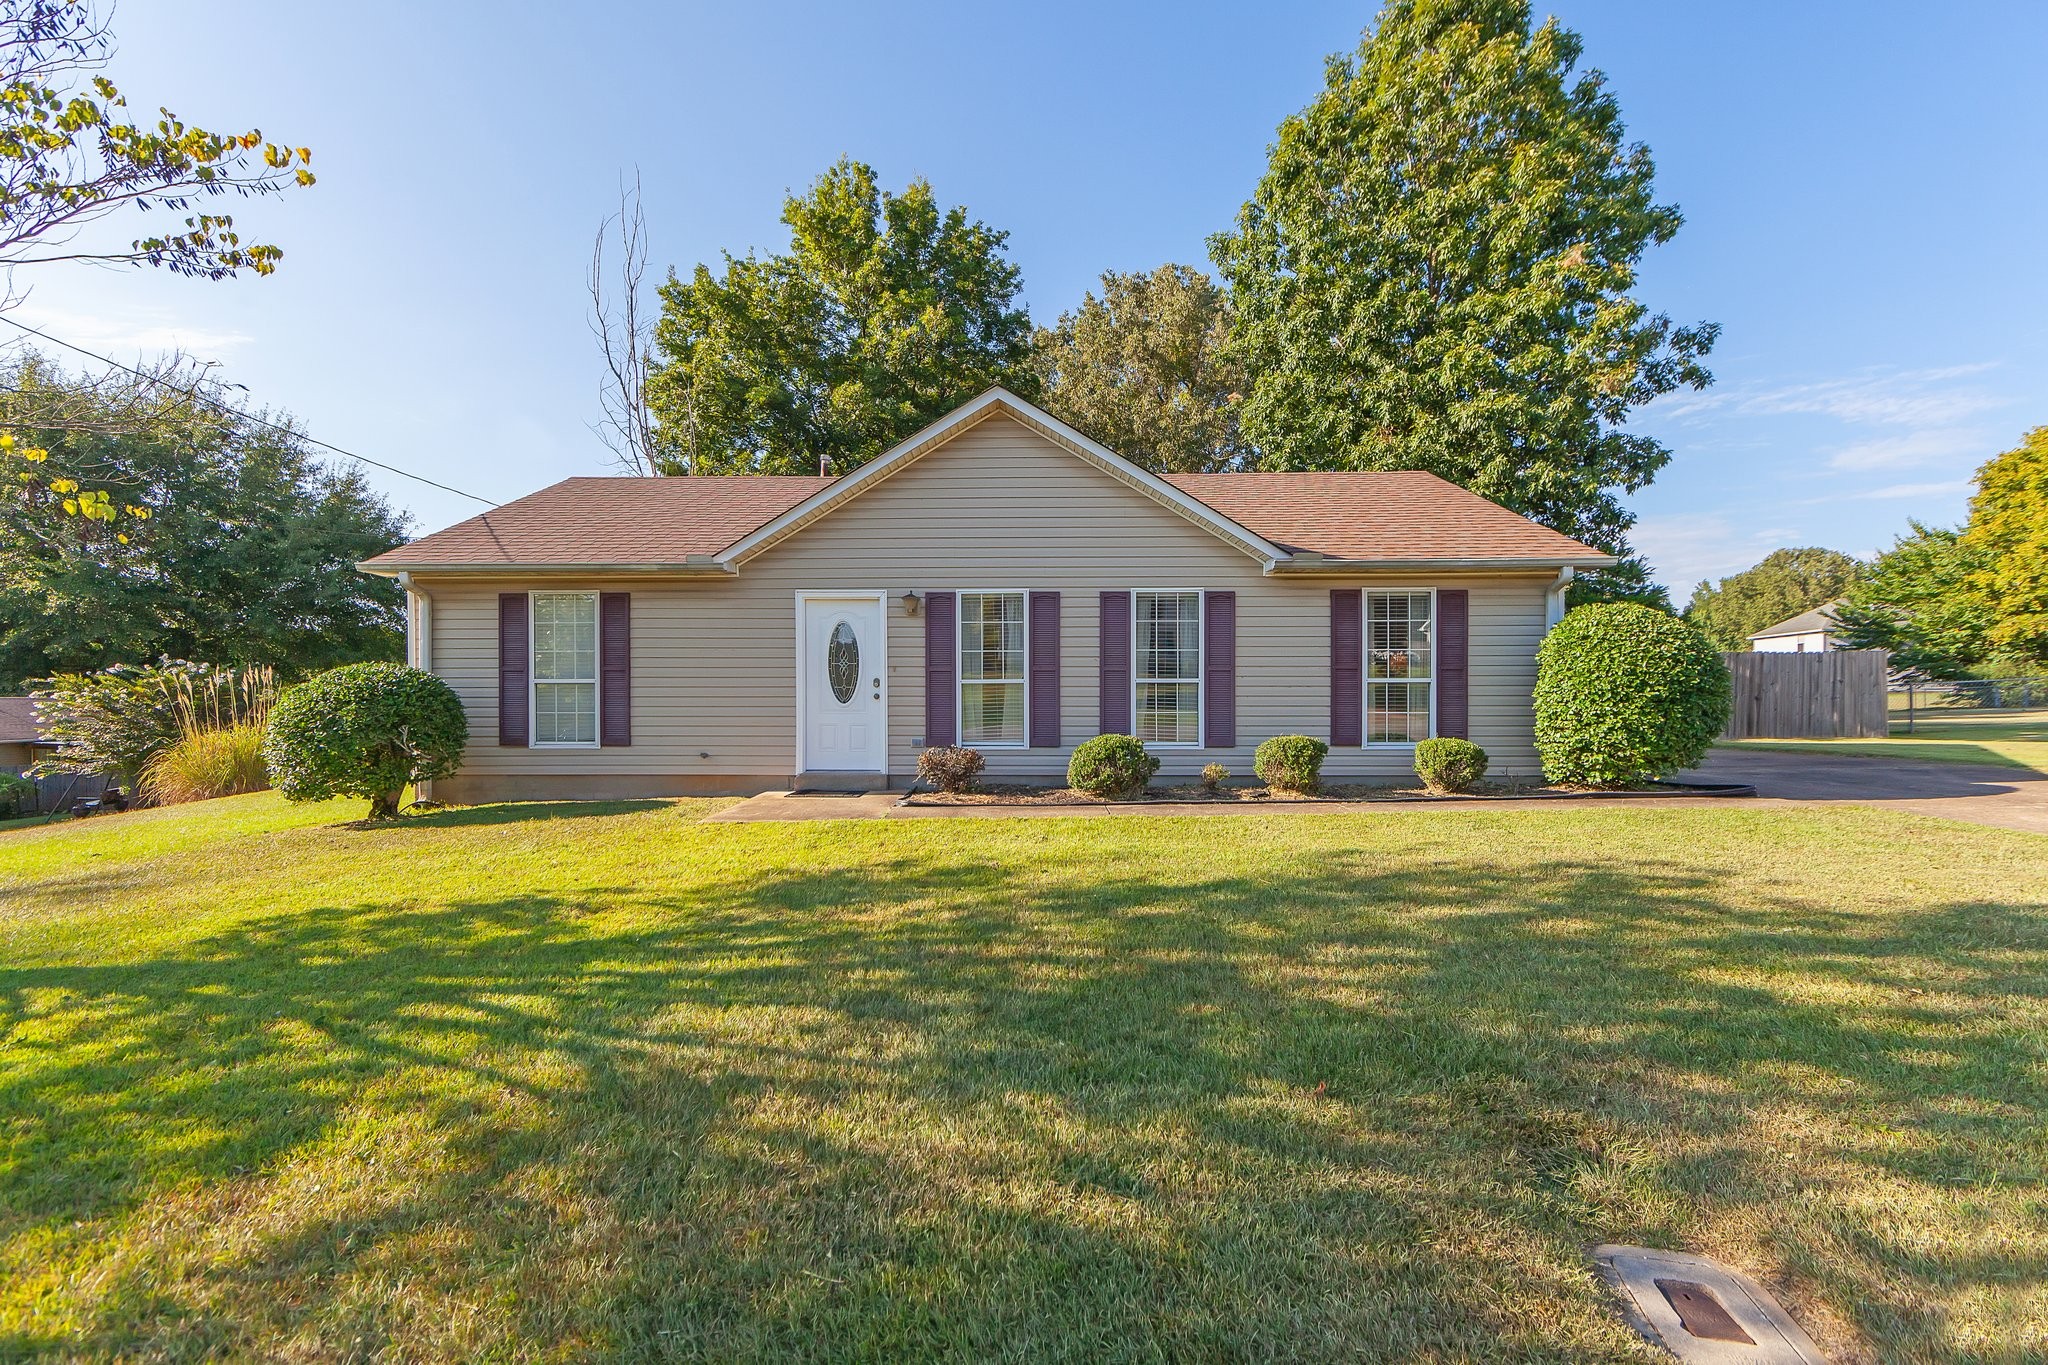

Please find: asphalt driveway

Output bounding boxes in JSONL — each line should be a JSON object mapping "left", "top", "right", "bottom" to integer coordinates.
{"left": 1687, "top": 748, "right": 2048, "bottom": 835}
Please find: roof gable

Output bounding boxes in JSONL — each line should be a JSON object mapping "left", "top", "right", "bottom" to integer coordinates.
{"left": 716, "top": 389, "right": 1287, "bottom": 568}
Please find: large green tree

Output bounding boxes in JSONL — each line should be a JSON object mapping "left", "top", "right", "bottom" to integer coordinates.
{"left": 1209, "top": 0, "right": 1715, "bottom": 600}
{"left": 647, "top": 159, "right": 1035, "bottom": 476}
{"left": 1964, "top": 426, "right": 2048, "bottom": 665}
{"left": 1032, "top": 264, "right": 1248, "bottom": 473}
{"left": 0, "top": 354, "right": 407, "bottom": 690}
{"left": 1833, "top": 525, "right": 1996, "bottom": 679}
{"left": 1682, "top": 547, "right": 1863, "bottom": 651}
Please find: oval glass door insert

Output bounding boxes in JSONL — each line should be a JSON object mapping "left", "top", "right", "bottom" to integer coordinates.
{"left": 827, "top": 620, "right": 859, "bottom": 704}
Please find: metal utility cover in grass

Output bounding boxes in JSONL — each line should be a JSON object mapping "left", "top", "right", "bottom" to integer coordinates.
{"left": 1591, "top": 1245, "right": 1828, "bottom": 1364}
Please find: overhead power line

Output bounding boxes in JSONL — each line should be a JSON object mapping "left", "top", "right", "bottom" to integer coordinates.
{"left": 0, "top": 313, "right": 501, "bottom": 506}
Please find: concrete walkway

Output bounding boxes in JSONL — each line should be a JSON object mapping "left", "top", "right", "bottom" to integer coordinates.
{"left": 705, "top": 749, "right": 2048, "bottom": 835}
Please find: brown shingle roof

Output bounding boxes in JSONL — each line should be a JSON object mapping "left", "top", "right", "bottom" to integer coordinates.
{"left": 0, "top": 696, "right": 46, "bottom": 744}
{"left": 362, "top": 467, "right": 1606, "bottom": 571}
{"left": 359, "top": 475, "right": 835, "bottom": 568}
{"left": 1165, "top": 471, "right": 1607, "bottom": 563}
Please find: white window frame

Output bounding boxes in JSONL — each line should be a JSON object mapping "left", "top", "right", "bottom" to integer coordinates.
{"left": 957, "top": 589, "right": 1030, "bottom": 749}
{"left": 1131, "top": 588, "right": 1205, "bottom": 749}
{"left": 1363, "top": 588, "right": 1436, "bottom": 747}
{"left": 529, "top": 590, "right": 601, "bottom": 750}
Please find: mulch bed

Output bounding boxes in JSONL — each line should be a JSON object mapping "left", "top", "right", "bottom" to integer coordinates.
{"left": 902, "top": 779, "right": 1755, "bottom": 806}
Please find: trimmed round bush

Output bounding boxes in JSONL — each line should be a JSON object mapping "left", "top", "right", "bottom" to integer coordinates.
{"left": 1254, "top": 734, "right": 1328, "bottom": 793}
{"left": 1067, "top": 734, "right": 1159, "bottom": 798}
{"left": 1533, "top": 604, "right": 1731, "bottom": 787}
{"left": 1413, "top": 738, "right": 1488, "bottom": 794}
{"left": 264, "top": 663, "right": 469, "bottom": 819}
{"left": 917, "top": 745, "right": 985, "bottom": 794}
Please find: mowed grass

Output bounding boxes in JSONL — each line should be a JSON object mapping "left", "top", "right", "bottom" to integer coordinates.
{"left": 2, "top": 794, "right": 2045, "bottom": 1363}
{"left": 1726, "top": 709, "right": 2048, "bottom": 773}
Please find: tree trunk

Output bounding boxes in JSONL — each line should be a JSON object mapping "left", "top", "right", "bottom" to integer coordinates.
{"left": 367, "top": 787, "right": 403, "bottom": 820}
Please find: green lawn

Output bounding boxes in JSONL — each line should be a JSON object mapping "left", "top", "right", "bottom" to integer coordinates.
{"left": 3, "top": 793, "right": 2045, "bottom": 1362}
{"left": 1725, "top": 709, "right": 2048, "bottom": 772}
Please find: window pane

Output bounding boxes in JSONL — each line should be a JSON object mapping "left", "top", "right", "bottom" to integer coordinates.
{"left": 1135, "top": 681, "right": 1199, "bottom": 745}
{"left": 535, "top": 681, "right": 597, "bottom": 744}
{"left": 1367, "top": 681, "right": 1432, "bottom": 743}
{"left": 533, "top": 594, "right": 597, "bottom": 681}
{"left": 960, "top": 593, "right": 1024, "bottom": 681}
{"left": 960, "top": 681, "right": 1025, "bottom": 745}
{"left": 1136, "top": 591, "right": 1200, "bottom": 682}
{"left": 1368, "top": 592, "right": 1432, "bottom": 680}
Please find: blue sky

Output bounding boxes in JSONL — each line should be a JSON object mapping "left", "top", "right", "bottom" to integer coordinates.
{"left": 15, "top": 1, "right": 2046, "bottom": 597}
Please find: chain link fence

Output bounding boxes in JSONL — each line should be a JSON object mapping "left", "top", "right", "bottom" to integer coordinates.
{"left": 1889, "top": 676, "right": 2048, "bottom": 728}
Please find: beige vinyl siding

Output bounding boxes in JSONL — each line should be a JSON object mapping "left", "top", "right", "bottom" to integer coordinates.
{"left": 416, "top": 412, "right": 1555, "bottom": 795}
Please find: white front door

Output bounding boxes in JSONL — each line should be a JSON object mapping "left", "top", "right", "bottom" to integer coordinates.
{"left": 798, "top": 594, "right": 887, "bottom": 772}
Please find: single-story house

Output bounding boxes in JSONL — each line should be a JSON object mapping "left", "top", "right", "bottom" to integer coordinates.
{"left": 0, "top": 697, "right": 58, "bottom": 772}
{"left": 1749, "top": 602, "right": 1842, "bottom": 653}
{"left": 359, "top": 388, "right": 1613, "bottom": 801}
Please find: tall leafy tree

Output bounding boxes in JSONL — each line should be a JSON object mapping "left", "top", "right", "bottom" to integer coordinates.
{"left": 0, "top": 353, "right": 407, "bottom": 690}
{"left": 1682, "top": 547, "right": 1864, "bottom": 651}
{"left": 647, "top": 159, "right": 1034, "bottom": 476}
{"left": 1032, "top": 264, "right": 1249, "bottom": 473}
{"left": 1963, "top": 426, "right": 2048, "bottom": 665}
{"left": 1834, "top": 525, "right": 1995, "bottom": 679}
{"left": 1210, "top": 0, "right": 1715, "bottom": 601}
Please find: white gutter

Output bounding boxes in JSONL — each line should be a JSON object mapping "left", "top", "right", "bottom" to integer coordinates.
{"left": 1267, "top": 555, "right": 1617, "bottom": 575}
{"left": 1545, "top": 567, "right": 1575, "bottom": 629}
{"left": 358, "top": 560, "right": 735, "bottom": 579}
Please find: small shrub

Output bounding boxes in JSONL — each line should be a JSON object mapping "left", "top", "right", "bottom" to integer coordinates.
{"left": 917, "top": 745, "right": 985, "bottom": 793}
{"left": 1200, "top": 762, "right": 1230, "bottom": 793}
{"left": 1534, "top": 604, "right": 1732, "bottom": 787}
{"left": 0, "top": 772, "right": 34, "bottom": 819}
{"left": 1067, "top": 734, "right": 1159, "bottom": 798}
{"left": 140, "top": 721, "right": 270, "bottom": 804}
{"left": 264, "top": 663, "right": 468, "bottom": 819}
{"left": 1254, "top": 734, "right": 1328, "bottom": 793}
{"left": 1413, "top": 738, "right": 1487, "bottom": 794}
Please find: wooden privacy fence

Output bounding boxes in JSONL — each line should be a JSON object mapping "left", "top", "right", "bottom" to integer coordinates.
{"left": 1720, "top": 650, "right": 1889, "bottom": 739}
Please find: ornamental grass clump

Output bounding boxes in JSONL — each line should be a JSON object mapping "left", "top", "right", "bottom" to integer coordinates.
{"left": 140, "top": 721, "right": 270, "bottom": 805}
{"left": 1254, "top": 735, "right": 1327, "bottom": 794}
{"left": 917, "top": 745, "right": 985, "bottom": 794}
{"left": 1067, "top": 734, "right": 1158, "bottom": 798}
{"left": 1413, "top": 738, "right": 1487, "bottom": 794}
{"left": 265, "top": 663, "right": 468, "bottom": 819}
{"left": 1533, "top": 604, "right": 1731, "bottom": 787}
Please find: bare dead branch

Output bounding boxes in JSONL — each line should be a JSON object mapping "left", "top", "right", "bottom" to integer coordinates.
{"left": 588, "top": 170, "right": 661, "bottom": 475}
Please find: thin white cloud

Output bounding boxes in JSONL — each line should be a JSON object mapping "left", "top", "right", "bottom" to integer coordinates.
{"left": 1853, "top": 480, "right": 1972, "bottom": 500}
{"left": 6, "top": 302, "right": 252, "bottom": 358}
{"left": 1632, "top": 513, "right": 1806, "bottom": 591}
{"left": 1654, "top": 362, "right": 2010, "bottom": 476}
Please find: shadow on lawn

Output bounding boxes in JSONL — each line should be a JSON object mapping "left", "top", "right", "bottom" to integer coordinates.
{"left": 1, "top": 838, "right": 2044, "bottom": 1359}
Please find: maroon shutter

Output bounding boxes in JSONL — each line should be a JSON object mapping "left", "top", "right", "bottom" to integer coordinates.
{"left": 1028, "top": 591, "right": 1060, "bottom": 748}
{"left": 600, "top": 592, "right": 631, "bottom": 746}
{"left": 1204, "top": 590, "right": 1236, "bottom": 748}
{"left": 1098, "top": 591, "right": 1131, "bottom": 735}
{"left": 1330, "top": 589, "right": 1362, "bottom": 747}
{"left": 1436, "top": 588, "right": 1469, "bottom": 740}
{"left": 498, "top": 593, "right": 529, "bottom": 747}
{"left": 924, "top": 591, "right": 957, "bottom": 747}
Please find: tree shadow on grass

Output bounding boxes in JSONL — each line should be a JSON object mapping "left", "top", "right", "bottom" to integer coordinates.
{"left": 0, "top": 842, "right": 2043, "bottom": 1359}
{"left": 378, "top": 799, "right": 681, "bottom": 830}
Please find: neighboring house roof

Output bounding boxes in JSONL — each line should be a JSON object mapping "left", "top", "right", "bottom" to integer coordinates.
{"left": 1750, "top": 602, "right": 1842, "bottom": 641}
{"left": 360, "top": 388, "right": 1615, "bottom": 576}
{"left": 0, "top": 697, "right": 46, "bottom": 744}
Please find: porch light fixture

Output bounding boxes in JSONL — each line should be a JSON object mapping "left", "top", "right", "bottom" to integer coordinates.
{"left": 901, "top": 590, "right": 922, "bottom": 616}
